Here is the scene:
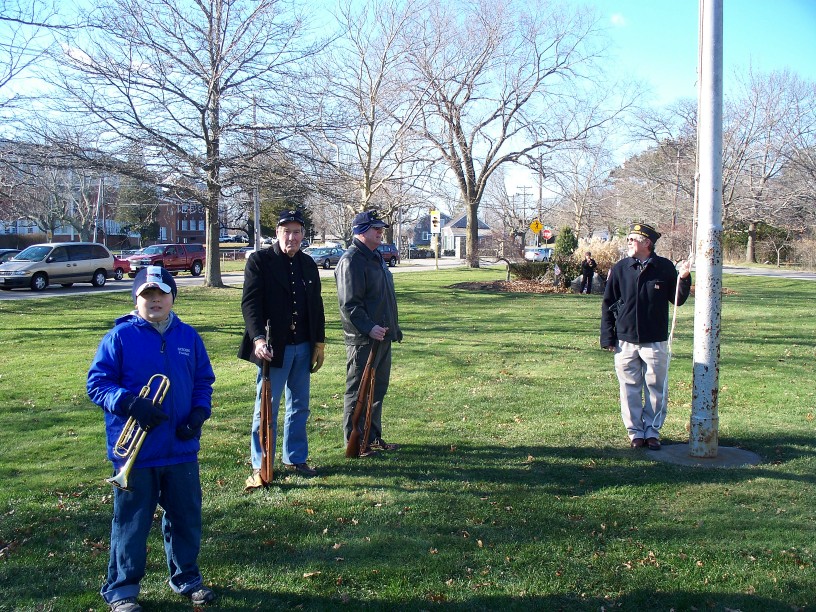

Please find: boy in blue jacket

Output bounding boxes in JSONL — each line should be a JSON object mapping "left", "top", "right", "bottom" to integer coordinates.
{"left": 87, "top": 266, "right": 216, "bottom": 612}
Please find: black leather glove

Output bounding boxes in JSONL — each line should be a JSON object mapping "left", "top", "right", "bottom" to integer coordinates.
{"left": 176, "top": 407, "right": 208, "bottom": 441}
{"left": 127, "top": 396, "right": 169, "bottom": 430}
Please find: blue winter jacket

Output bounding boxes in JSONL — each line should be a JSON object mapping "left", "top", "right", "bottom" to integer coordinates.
{"left": 87, "top": 311, "right": 215, "bottom": 469}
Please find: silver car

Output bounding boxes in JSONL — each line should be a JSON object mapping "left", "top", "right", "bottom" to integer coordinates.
{"left": 305, "top": 246, "right": 345, "bottom": 269}
{"left": 523, "top": 247, "right": 553, "bottom": 262}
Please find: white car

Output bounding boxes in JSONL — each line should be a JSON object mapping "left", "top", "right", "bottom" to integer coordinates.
{"left": 523, "top": 247, "right": 553, "bottom": 262}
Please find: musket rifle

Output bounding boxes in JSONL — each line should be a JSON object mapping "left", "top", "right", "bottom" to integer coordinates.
{"left": 259, "top": 320, "right": 274, "bottom": 485}
{"left": 345, "top": 341, "right": 380, "bottom": 458}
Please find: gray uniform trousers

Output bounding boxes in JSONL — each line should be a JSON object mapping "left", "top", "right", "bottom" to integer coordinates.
{"left": 342, "top": 340, "right": 392, "bottom": 445}
{"left": 614, "top": 340, "right": 669, "bottom": 440}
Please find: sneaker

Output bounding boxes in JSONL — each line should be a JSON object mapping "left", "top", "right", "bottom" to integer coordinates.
{"left": 369, "top": 438, "right": 399, "bottom": 451}
{"left": 185, "top": 586, "right": 216, "bottom": 605}
{"left": 110, "top": 598, "right": 142, "bottom": 612}
{"left": 244, "top": 469, "right": 264, "bottom": 491}
{"left": 284, "top": 462, "right": 318, "bottom": 477}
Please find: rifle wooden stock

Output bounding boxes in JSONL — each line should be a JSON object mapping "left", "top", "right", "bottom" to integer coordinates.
{"left": 345, "top": 341, "right": 379, "bottom": 458}
{"left": 259, "top": 321, "right": 274, "bottom": 485}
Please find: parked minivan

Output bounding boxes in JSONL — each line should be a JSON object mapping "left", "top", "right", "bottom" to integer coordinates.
{"left": 0, "top": 242, "right": 115, "bottom": 291}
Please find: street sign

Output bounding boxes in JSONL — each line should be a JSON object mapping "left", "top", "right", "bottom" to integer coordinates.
{"left": 529, "top": 219, "right": 542, "bottom": 233}
{"left": 430, "top": 210, "right": 441, "bottom": 234}
{"left": 542, "top": 228, "right": 552, "bottom": 240}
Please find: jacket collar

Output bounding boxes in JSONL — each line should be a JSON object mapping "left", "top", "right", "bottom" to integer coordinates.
{"left": 352, "top": 237, "right": 382, "bottom": 262}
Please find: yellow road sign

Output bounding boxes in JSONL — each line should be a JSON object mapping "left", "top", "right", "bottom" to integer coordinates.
{"left": 529, "top": 219, "right": 543, "bottom": 233}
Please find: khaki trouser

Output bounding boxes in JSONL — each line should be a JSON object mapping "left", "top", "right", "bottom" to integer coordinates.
{"left": 614, "top": 340, "right": 669, "bottom": 440}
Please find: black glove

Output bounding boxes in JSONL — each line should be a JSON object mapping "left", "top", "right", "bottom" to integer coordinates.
{"left": 176, "top": 407, "right": 208, "bottom": 441}
{"left": 128, "top": 396, "right": 169, "bottom": 430}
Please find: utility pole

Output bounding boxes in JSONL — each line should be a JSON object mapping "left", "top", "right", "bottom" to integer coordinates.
{"left": 690, "top": 0, "right": 723, "bottom": 458}
{"left": 536, "top": 153, "right": 545, "bottom": 246}
{"left": 94, "top": 177, "right": 104, "bottom": 244}
{"left": 516, "top": 185, "right": 533, "bottom": 245}
{"left": 252, "top": 96, "right": 261, "bottom": 251}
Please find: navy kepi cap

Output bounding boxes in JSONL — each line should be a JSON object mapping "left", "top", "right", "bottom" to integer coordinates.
{"left": 132, "top": 265, "right": 177, "bottom": 302}
{"left": 278, "top": 209, "right": 305, "bottom": 226}
{"left": 352, "top": 209, "right": 389, "bottom": 234}
{"left": 629, "top": 222, "right": 660, "bottom": 243}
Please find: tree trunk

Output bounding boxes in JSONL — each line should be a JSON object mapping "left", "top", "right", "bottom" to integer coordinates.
{"left": 466, "top": 200, "right": 480, "bottom": 268}
{"left": 745, "top": 221, "right": 757, "bottom": 263}
{"left": 203, "top": 166, "right": 225, "bottom": 287}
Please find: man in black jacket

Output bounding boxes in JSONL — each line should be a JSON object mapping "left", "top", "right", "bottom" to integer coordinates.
{"left": 335, "top": 209, "right": 403, "bottom": 454}
{"left": 601, "top": 223, "right": 691, "bottom": 450}
{"left": 239, "top": 209, "right": 326, "bottom": 486}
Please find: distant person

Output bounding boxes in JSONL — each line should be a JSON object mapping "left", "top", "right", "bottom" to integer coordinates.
{"left": 87, "top": 266, "right": 216, "bottom": 612}
{"left": 600, "top": 223, "right": 691, "bottom": 451}
{"left": 335, "top": 209, "right": 403, "bottom": 454}
{"left": 239, "top": 209, "right": 326, "bottom": 487}
{"left": 580, "top": 251, "right": 598, "bottom": 294}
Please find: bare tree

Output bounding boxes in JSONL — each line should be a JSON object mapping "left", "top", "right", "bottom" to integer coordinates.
{"left": 308, "top": 0, "right": 432, "bottom": 236}
{"left": 403, "top": 0, "right": 634, "bottom": 267}
{"left": 44, "top": 0, "right": 321, "bottom": 286}
{"left": 723, "top": 69, "right": 816, "bottom": 262}
{"left": 480, "top": 166, "right": 546, "bottom": 256}
{"left": 0, "top": 0, "right": 69, "bottom": 111}
{"left": 547, "top": 137, "right": 616, "bottom": 238}
{"left": 615, "top": 100, "right": 698, "bottom": 256}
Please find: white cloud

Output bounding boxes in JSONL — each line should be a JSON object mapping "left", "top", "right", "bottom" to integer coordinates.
{"left": 610, "top": 13, "right": 627, "bottom": 27}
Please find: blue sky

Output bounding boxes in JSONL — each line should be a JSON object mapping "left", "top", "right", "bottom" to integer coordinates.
{"left": 592, "top": 0, "right": 816, "bottom": 105}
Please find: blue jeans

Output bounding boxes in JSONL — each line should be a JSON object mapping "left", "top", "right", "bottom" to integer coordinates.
{"left": 101, "top": 461, "right": 203, "bottom": 604}
{"left": 250, "top": 342, "right": 311, "bottom": 467}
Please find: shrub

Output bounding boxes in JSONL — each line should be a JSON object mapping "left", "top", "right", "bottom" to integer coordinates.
{"left": 574, "top": 239, "right": 625, "bottom": 279}
{"left": 552, "top": 257, "right": 581, "bottom": 288}
{"left": 554, "top": 226, "right": 578, "bottom": 258}
{"left": 508, "top": 261, "right": 550, "bottom": 280}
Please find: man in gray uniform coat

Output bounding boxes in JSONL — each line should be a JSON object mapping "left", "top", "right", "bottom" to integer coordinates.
{"left": 335, "top": 209, "right": 403, "bottom": 454}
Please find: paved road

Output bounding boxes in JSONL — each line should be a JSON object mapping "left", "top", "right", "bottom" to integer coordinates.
{"left": 0, "top": 256, "right": 468, "bottom": 301}
{"left": 5, "top": 259, "right": 809, "bottom": 302}
{"left": 722, "top": 264, "right": 816, "bottom": 281}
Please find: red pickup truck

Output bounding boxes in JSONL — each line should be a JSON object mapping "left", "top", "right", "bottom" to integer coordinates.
{"left": 127, "top": 244, "right": 206, "bottom": 277}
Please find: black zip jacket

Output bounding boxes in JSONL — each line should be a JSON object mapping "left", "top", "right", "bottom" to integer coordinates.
{"left": 600, "top": 254, "right": 691, "bottom": 348}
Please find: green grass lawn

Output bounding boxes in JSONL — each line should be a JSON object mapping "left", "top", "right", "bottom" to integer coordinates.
{"left": 0, "top": 268, "right": 814, "bottom": 611}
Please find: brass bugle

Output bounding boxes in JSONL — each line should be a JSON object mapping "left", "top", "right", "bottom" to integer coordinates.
{"left": 106, "top": 374, "right": 170, "bottom": 491}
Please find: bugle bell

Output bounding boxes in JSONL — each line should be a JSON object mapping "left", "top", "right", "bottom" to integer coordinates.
{"left": 106, "top": 374, "right": 170, "bottom": 491}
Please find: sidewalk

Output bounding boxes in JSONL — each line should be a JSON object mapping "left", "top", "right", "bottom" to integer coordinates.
{"left": 722, "top": 265, "right": 816, "bottom": 281}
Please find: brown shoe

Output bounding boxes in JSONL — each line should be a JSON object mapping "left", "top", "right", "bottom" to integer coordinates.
{"left": 630, "top": 438, "right": 645, "bottom": 449}
{"left": 369, "top": 438, "right": 399, "bottom": 451}
{"left": 646, "top": 437, "right": 661, "bottom": 450}
{"left": 284, "top": 462, "right": 318, "bottom": 477}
